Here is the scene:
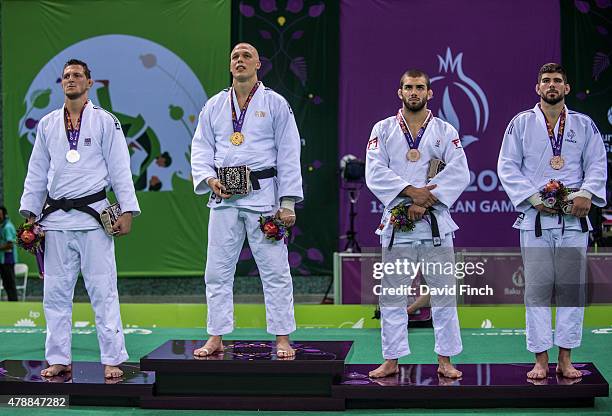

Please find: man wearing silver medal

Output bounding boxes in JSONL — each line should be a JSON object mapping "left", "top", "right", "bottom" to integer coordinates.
{"left": 20, "top": 59, "right": 140, "bottom": 379}
{"left": 498, "top": 63, "right": 607, "bottom": 379}
{"left": 365, "top": 70, "right": 470, "bottom": 378}
{"left": 191, "top": 43, "right": 303, "bottom": 358}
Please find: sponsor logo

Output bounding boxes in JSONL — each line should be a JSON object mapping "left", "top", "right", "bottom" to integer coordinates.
{"left": 430, "top": 48, "right": 489, "bottom": 149}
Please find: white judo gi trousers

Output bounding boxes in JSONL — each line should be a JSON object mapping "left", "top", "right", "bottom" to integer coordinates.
{"left": 205, "top": 206, "right": 296, "bottom": 336}
{"left": 520, "top": 228, "right": 587, "bottom": 353}
{"left": 44, "top": 229, "right": 128, "bottom": 366}
{"left": 379, "top": 234, "right": 462, "bottom": 359}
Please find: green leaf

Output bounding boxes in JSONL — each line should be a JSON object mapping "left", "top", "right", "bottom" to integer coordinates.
{"left": 32, "top": 89, "right": 51, "bottom": 109}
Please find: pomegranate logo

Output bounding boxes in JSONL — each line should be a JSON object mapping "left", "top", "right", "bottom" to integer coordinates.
{"left": 512, "top": 266, "right": 525, "bottom": 288}
{"left": 430, "top": 48, "right": 489, "bottom": 148}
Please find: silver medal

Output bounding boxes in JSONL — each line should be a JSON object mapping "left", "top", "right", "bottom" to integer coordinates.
{"left": 66, "top": 149, "right": 80, "bottom": 163}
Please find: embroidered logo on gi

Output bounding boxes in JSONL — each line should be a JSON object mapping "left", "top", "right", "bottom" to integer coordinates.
{"left": 435, "top": 138, "right": 441, "bottom": 147}
{"left": 451, "top": 138, "right": 462, "bottom": 149}
{"left": 367, "top": 137, "right": 379, "bottom": 150}
{"left": 84, "top": 137, "right": 92, "bottom": 146}
{"left": 565, "top": 129, "right": 577, "bottom": 143}
{"left": 255, "top": 111, "right": 266, "bottom": 118}
{"left": 430, "top": 48, "right": 489, "bottom": 149}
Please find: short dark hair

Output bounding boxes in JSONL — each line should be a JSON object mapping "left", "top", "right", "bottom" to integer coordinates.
{"left": 538, "top": 63, "right": 567, "bottom": 84}
{"left": 0, "top": 206, "right": 7, "bottom": 217}
{"left": 400, "top": 69, "right": 431, "bottom": 89}
{"left": 63, "top": 59, "right": 91, "bottom": 79}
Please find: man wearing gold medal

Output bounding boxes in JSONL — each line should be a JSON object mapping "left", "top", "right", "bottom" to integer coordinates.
{"left": 498, "top": 63, "right": 607, "bottom": 379}
{"left": 191, "top": 43, "right": 303, "bottom": 358}
{"left": 20, "top": 59, "right": 139, "bottom": 379}
{"left": 365, "top": 70, "right": 470, "bottom": 378}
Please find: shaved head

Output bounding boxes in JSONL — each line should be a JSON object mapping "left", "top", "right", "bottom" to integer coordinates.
{"left": 231, "top": 43, "right": 259, "bottom": 60}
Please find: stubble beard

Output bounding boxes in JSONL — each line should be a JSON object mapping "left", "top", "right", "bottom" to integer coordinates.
{"left": 541, "top": 90, "right": 565, "bottom": 106}
{"left": 403, "top": 97, "right": 427, "bottom": 113}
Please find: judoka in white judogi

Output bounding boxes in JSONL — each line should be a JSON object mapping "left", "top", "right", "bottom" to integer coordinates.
{"left": 20, "top": 60, "right": 139, "bottom": 379}
{"left": 191, "top": 43, "right": 303, "bottom": 358}
{"left": 498, "top": 63, "right": 607, "bottom": 379}
{"left": 365, "top": 70, "right": 469, "bottom": 378}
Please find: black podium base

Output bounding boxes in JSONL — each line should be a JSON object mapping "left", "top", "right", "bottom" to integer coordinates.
{"left": 0, "top": 360, "right": 154, "bottom": 406}
{"left": 335, "top": 363, "right": 609, "bottom": 408}
{"left": 139, "top": 340, "right": 352, "bottom": 410}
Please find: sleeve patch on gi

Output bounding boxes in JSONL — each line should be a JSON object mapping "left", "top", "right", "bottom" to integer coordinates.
{"left": 452, "top": 137, "right": 462, "bottom": 148}
{"left": 591, "top": 121, "right": 599, "bottom": 135}
{"left": 367, "top": 137, "right": 379, "bottom": 150}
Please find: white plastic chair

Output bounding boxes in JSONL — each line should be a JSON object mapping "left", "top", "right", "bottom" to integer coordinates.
{"left": 14, "top": 263, "right": 29, "bottom": 302}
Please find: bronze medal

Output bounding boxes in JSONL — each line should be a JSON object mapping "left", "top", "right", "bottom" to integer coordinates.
{"left": 406, "top": 149, "right": 421, "bottom": 162}
{"left": 230, "top": 132, "right": 244, "bottom": 146}
{"left": 550, "top": 155, "right": 564, "bottom": 170}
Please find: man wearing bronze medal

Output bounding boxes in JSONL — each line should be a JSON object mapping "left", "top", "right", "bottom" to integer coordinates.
{"left": 191, "top": 43, "right": 303, "bottom": 358}
{"left": 366, "top": 70, "right": 470, "bottom": 378}
{"left": 20, "top": 59, "right": 140, "bottom": 379}
{"left": 498, "top": 63, "right": 607, "bottom": 379}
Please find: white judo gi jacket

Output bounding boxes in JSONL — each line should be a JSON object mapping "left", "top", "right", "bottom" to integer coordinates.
{"left": 191, "top": 82, "right": 303, "bottom": 211}
{"left": 366, "top": 112, "right": 470, "bottom": 242}
{"left": 20, "top": 100, "right": 140, "bottom": 227}
{"left": 498, "top": 104, "right": 607, "bottom": 231}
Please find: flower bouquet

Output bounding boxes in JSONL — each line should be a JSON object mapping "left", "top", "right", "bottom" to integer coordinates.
{"left": 389, "top": 203, "right": 416, "bottom": 232}
{"left": 540, "top": 179, "right": 570, "bottom": 212}
{"left": 16, "top": 222, "right": 45, "bottom": 277}
{"left": 259, "top": 216, "right": 290, "bottom": 241}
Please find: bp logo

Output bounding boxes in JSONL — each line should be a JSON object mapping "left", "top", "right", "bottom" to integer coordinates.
{"left": 430, "top": 48, "right": 489, "bottom": 148}
{"left": 18, "top": 34, "right": 207, "bottom": 192}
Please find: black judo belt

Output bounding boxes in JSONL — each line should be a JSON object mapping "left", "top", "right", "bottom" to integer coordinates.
{"left": 388, "top": 208, "right": 441, "bottom": 249}
{"left": 250, "top": 167, "right": 276, "bottom": 190}
{"left": 534, "top": 211, "right": 588, "bottom": 238}
{"left": 41, "top": 189, "right": 106, "bottom": 226}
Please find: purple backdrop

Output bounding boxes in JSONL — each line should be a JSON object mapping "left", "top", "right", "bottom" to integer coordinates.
{"left": 338, "top": 0, "right": 561, "bottom": 253}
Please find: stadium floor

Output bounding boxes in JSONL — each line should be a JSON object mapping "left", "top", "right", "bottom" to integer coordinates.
{"left": 0, "top": 327, "right": 610, "bottom": 415}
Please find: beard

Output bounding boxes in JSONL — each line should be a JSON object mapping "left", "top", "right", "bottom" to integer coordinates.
{"left": 65, "top": 89, "right": 86, "bottom": 100}
{"left": 402, "top": 97, "right": 427, "bottom": 112}
{"left": 540, "top": 89, "right": 565, "bottom": 105}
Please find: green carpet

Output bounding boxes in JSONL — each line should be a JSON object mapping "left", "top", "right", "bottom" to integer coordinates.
{"left": 0, "top": 327, "right": 610, "bottom": 415}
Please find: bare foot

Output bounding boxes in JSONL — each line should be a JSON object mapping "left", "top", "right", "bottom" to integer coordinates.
{"left": 193, "top": 336, "right": 224, "bottom": 357}
{"left": 556, "top": 347, "right": 582, "bottom": 378}
{"left": 41, "top": 364, "right": 71, "bottom": 377}
{"left": 368, "top": 359, "right": 399, "bottom": 378}
{"left": 437, "top": 355, "right": 462, "bottom": 378}
{"left": 276, "top": 335, "right": 295, "bottom": 358}
{"left": 104, "top": 365, "right": 123, "bottom": 379}
{"left": 556, "top": 362, "right": 582, "bottom": 378}
{"left": 527, "top": 351, "right": 549, "bottom": 379}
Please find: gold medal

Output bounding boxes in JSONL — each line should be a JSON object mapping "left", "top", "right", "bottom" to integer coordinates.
{"left": 406, "top": 149, "right": 421, "bottom": 162}
{"left": 230, "top": 132, "right": 244, "bottom": 146}
{"left": 550, "top": 155, "right": 564, "bottom": 170}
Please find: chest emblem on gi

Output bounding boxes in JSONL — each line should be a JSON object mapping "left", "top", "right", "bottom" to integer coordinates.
{"left": 255, "top": 111, "right": 266, "bottom": 118}
{"left": 367, "top": 137, "right": 379, "bottom": 150}
{"left": 84, "top": 137, "right": 92, "bottom": 146}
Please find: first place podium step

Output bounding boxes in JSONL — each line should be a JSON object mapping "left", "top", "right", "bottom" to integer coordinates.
{"left": 139, "top": 339, "right": 352, "bottom": 410}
